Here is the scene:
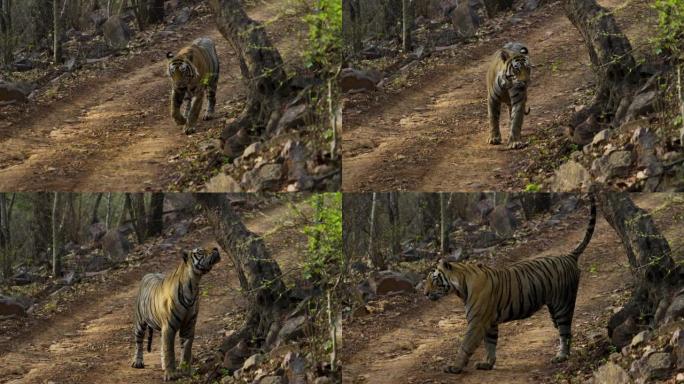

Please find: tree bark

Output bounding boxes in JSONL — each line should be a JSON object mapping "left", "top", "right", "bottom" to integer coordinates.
{"left": 132, "top": 193, "right": 146, "bottom": 243}
{"left": 368, "top": 192, "right": 385, "bottom": 270}
{"left": 53, "top": 0, "right": 62, "bottom": 64}
{"left": 52, "top": 192, "right": 61, "bottom": 277}
{"left": 564, "top": 0, "right": 640, "bottom": 126}
{"left": 483, "top": 0, "right": 513, "bottom": 18}
{"left": 387, "top": 192, "right": 400, "bottom": 257}
{"left": 31, "top": 193, "right": 53, "bottom": 266}
{"left": 210, "top": 0, "right": 288, "bottom": 156}
{"left": 91, "top": 193, "right": 103, "bottom": 224}
{"left": 440, "top": 193, "right": 448, "bottom": 255}
{"left": 105, "top": 192, "right": 113, "bottom": 230}
{"left": 401, "top": 0, "right": 411, "bottom": 51}
{"left": 597, "top": 193, "right": 679, "bottom": 334}
{"left": 194, "top": 193, "right": 289, "bottom": 355}
{"left": 147, "top": 192, "right": 164, "bottom": 237}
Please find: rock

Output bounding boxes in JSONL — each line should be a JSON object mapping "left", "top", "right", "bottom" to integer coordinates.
{"left": 256, "top": 376, "right": 284, "bottom": 384}
{"left": 242, "top": 353, "right": 264, "bottom": 370}
{"left": 242, "top": 142, "right": 261, "bottom": 159}
{"left": 174, "top": 7, "right": 196, "bottom": 25}
{"left": 525, "top": 0, "right": 540, "bottom": 10}
{"left": 592, "top": 361, "right": 630, "bottom": 384}
{"left": 85, "top": 254, "right": 111, "bottom": 272}
{"left": 205, "top": 173, "right": 243, "bottom": 193}
{"left": 369, "top": 270, "right": 415, "bottom": 295}
{"left": 360, "top": 46, "right": 382, "bottom": 60}
{"left": 242, "top": 164, "right": 283, "bottom": 192}
{"left": 164, "top": 0, "right": 180, "bottom": 13}
{"left": 467, "top": 230, "right": 502, "bottom": 248}
{"left": 101, "top": 228, "right": 131, "bottom": 262}
{"left": 630, "top": 330, "right": 649, "bottom": 348}
{"left": 313, "top": 377, "right": 333, "bottom": 384}
{"left": 64, "top": 57, "right": 78, "bottom": 72}
{"left": 664, "top": 293, "right": 684, "bottom": 323}
{"left": 466, "top": 198, "right": 494, "bottom": 225}
{"left": 276, "top": 315, "right": 308, "bottom": 346}
{"left": 283, "top": 352, "right": 307, "bottom": 384}
{"left": 572, "top": 114, "right": 602, "bottom": 145}
{"left": 88, "top": 222, "right": 107, "bottom": 243}
{"left": 13, "top": 58, "right": 33, "bottom": 72}
{"left": 643, "top": 352, "right": 673, "bottom": 380}
{"left": 276, "top": 103, "right": 308, "bottom": 133}
{"left": 677, "top": 372, "right": 684, "bottom": 383}
{"left": 550, "top": 160, "right": 591, "bottom": 191}
{"left": 61, "top": 271, "right": 80, "bottom": 286}
{"left": 0, "top": 295, "right": 28, "bottom": 317}
{"left": 102, "top": 16, "right": 132, "bottom": 49}
{"left": 592, "top": 129, "right": 612, "bottom": 146}
{"left": 625, "top": 90, "right": 657, "bottom": 122}
{"left": 440, "top": 0, "right": 459, "bottom": 16}
{"left": 0, "top": 81, "right": 30, "bottom": 104}
{"left": 487, "top": 205, "right": 517, "bottom": 238}
{"left": 450, "top": 0, "right": 479, "bottom": 38}
{"left": 281, "top": 141, "right": 313, "bottom": 191}
{"left": 591, "top": 150, "right": 634, "bottom": 181}
{"left": 340, "top": 68, "right": 381, "bottom": 92}
{"left": 611, "top": 317, "right": 637, "bottom": 349}
{"left": 199, "top": 138, "right": 221, "bottom": 152}
{"left": 89, "top": 9, "right": 108, "bottom": 30}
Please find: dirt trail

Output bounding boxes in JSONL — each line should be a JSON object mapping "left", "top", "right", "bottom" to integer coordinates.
{"left": 0, "top": 0, "right": 293, "bottom": 192}
{"left": 0, "top": 202, "right": 304, "bottom": 384}
{"left": 343, "top": 195, "right": 673, "bottom": 384}
{"left": 342, "top": 0, "right": 635, "bottom": 192}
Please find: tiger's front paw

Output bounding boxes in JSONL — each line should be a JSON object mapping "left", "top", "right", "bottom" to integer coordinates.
{"left": 551, "top": 353, "right": 568, "bottom": 363}
{"left": 131, "top": 360, "right": 144, "bottom": 369}
{"left": 487, "top": 135, "right": 502, "bottom": 145}
{"left": 444, "top": 365, "right": 464, "bottom": 374}
{"left": 475, "top": 362, "right": 494, "bottom": 370}
{"left": 507, "top": 140, "right": 527, "bottom": 150}
{"left": 183, "top": 125, "right": 196, "bottom": 135}
{"left": 163, "top": 369, "right": 183, "bottom": 382}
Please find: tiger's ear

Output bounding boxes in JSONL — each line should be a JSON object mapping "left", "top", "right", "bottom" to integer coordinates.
{"left": 500, "top": 50, "right": 509, "bottom": 62}
{"left": 182, "top": 250, "right": 189, "bottom": 263}
{"left": 439, "top": 259, "right": 453, "bottom": 271}
{"left": 211, "top": 247, "right": 219, "bottom": 256}
{"left": 166, "top": 52, "right": 174, "bottom": 59}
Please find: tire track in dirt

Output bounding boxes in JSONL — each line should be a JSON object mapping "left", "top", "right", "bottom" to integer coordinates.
{"left": 0, "top": 202, "right": 306, "bottom": 384}
{"left": 341, "top": 0, "right": 635, "bottom": 192}
{"left": 343, "top": 195, "right": 673, "bottom": 384}
{"left": 0, "top": 0, "right": 297, "bottom": 192}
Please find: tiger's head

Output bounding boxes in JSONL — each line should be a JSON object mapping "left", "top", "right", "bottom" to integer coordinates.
{"left": 424, "top": 259, "right": 460, "bottom": 301}
{"left": 500, "top": 50, "right": 531, "bottom": 88}
{"left": 183, "top": 247, "right": 221, "bottom": 275}
{"left": 167, "top": 52, "right": 198, "bottom": 87}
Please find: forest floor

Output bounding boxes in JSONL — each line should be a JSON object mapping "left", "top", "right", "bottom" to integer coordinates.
{"left": 0, "top": 0, "right": 301, "bottom": 192}
{"left": 0, "top": 199, "right": 309, "bottom": 384}
{"left": 342, "top": 0, "right": 656, "bottom": 192}
{"left": 342, "top": 194, "right": 684, "bottom": 383}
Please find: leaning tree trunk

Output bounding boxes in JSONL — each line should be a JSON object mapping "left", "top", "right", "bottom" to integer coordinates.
{"left": 387, "top": 192, "right": 401, "bottom": 257}
{"left": 565, "top": 0, "right": 640, "bottom": 127}
{"left": 210, "top": 0, "right": 288, "bottom": 156}
{"left": 597, "top": 193, "right": 679, "bottom": 340}
{"left": 194, "top": 194, "right": 289, "bottom": 357}
{"left": 146, "top": 192, "right": 164, "bottom": 237}
{"left": 440, "top": 193, "right": 448, "bottom": 255}
{"left": 53, "top": 0, "right": 62, "bottom": 64}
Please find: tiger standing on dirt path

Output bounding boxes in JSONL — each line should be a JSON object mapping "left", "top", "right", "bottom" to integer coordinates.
{"left": 424, "top": 194, "right": 596, "bottom": 374}
{"left": 167, "top": 37, "right": 220, "bottom": 135}
{"left": 131, "top": 247, "right": 221, "bottom": 381}
{"left": 486, "top": 42, "right": 531, "bottom": 149}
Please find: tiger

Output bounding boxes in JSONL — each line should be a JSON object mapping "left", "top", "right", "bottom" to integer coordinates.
{"left": 486, "top": 42, "right": 532, "bottom": 149}
{"left": 424, "top": 194, "right": 596, "bottom": 374}
{"left": 167, "top": 37, "right": 220, "bottom": 135}
{"left": 131, "top": 247, "right": 221, "bottom": 381}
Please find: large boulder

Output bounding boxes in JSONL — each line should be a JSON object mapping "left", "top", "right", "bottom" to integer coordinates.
{"left": 340, "top": 68, "right": 381, "bottom": 93}
{"left": 283, "top": 352, "right": 307, "bottom": 384}
{"left": 102, "top": 16, "right": 132, "bottom": 49}
{"left": 369, "top": 270, "right": 415, "bottom": 295}
{"left": 625, "top": 90, "right": 657, "bottom": 122}
{"left": 205, "top": 173, "right": 242, "bottom": 193}
{"left": 591, "top": 150, "right": 634, "bottom": 182}
{"left": 275, "top": 315, "right": 309, "bottom": 346}
{"left": 450, "top": 0, "right": 479, "bottom": 38}
{"left": 0, "top": 295, "right": 29, "bottom": 317}
{"left": 466, "top": 198, "right": 494, "bottom": 225}
{"left": 242, "top": 163, "right": 284, "bottom": 192}
{"left": 0, "top": 81, "right": 31, "bottom": 104}
{"left": 101, "top": 228, "right": 131, "bottom": 262}
{"left": 88, "top": 222, "right": 107, "bottom": 243}
{"left": 549, "top": 160, "right": 591, "bottom": 191}
{"left": 592, "top": 361, "right": 630, "bottom": 384}
{"left": 487, "top": 205, "right": 517, "bottom": 238}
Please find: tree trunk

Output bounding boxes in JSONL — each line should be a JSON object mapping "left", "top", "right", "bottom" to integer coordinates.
{"left": 105, "top": 192, "right": 112, "bottom": 230}
{"left": 440, "top": 193, "right": 448, "bottom": 255}
{"left": 387, "top": 192, "right": 400, "bottom": 257}
{"left": 368, "top": 192, "right": 385, "bottom": 270}
{"left": 53, "top": 0, "right": 62, "bottom": 64}
{"left": 194, "top": 194, "right": 289, "bottom": 356}
{"left": 52, "top": 193, "right": 61, "bottom": 277}
{"left": 483, "top": 0, "right": 513, "bottom": 18}
{"left": 597, "top": 193, "right": 680, "bottom": 337}
{"left": 343, "top": 0, "right": 362, "bottom": 54}
{"left": 132, "top": 193, "right": 146, "bottom": 243}
{"left": 401, "top": 0, "right": 411, "bottom": 51}
{"left": 147, "top": 192, "right": 164, "bottom": 237}
{"left": 91, "top": 193, "right": 103, "bottom": 224}
{"left": 31, "top": 193, "right": 53, "bottom": 266}
{"left": 210, "top": 0, "right": 288, "bottom": 156}
{"left": 148, "top": 0, "right": 164, "bottom": 23}
{"left": 564, "top": 0, "right": 640, "bottom": 126}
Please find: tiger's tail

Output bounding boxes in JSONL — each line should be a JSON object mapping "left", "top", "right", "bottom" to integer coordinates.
{"left": 147, "top": 326, "right": 153, "bottom": 352}
{"left": 570, "top": 194, "right": 596, "bottom": 261}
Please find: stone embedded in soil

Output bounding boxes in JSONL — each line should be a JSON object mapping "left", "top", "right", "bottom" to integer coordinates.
{"left": 591, "top": 150, "right": 634, "bottom": 182}
{"left": 0, "top": 295, "right": 29, "bottom": 317}
{"left": 625, "top": 90, "right": 657, "bottom": 122}
{"left": 642, "top": 352, "right": 673, "bottom": 380}
{"left": 205, "top": 173, "right": 242, "bottom": 193}
{"left": 486, "top": 204, "right": 517, "bottom": 238}
{"left": 665, "top": 293, "right": 684, "bottom": 324}
{"left": 369, "top": 270, "right": 415, "bottom": 296}
{"left": 242, "top": 163, "right": 284, "bottom": 192}
{"left": 450, "top": 0, "right": 480, "bottom": 38}
{"left": 242, "top": 353, "right": 264, "bottom": 371}
{"left": 630, "top": 330, "right": 649, "bottom": 348}
{"left": 591, "top": 361, "right": 630, "bottom": 384}
{"left": 340, "top": 68, "right": 382, "bottom": 92}
{"left": 0, "top": 81, "right": 31, "bottom": 104}
{"left": 592, "top": 129, "right": 612, "bottom": 146}
{"left": 275, "top": 315, "right": 308, "bottom": 347}
{"left": 283, "top": 352, "right": 307, "bottom": 384}
{"left": 102, "top": 15, "right": 132, "bottom": 49}
{"left": 549, "top": 160, "right": 591, "bottom": 191}
{"left": 101, "top": 228, "right": 132, "bottom": 262}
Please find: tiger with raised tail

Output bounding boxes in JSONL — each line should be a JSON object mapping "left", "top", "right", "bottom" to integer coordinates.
{"left": 486, "top": 42, "right": 531, "bottom": 149}
{"left": 424, "top": 195, "right": 596, "bottom": 374}
{"left": 131, "top": 247, "right": 221, "bottom": 381}
{"left": 167, "top": 37, "right": 220, "bottom": 134}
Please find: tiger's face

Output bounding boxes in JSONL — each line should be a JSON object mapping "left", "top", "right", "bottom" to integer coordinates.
{"left": 501, "top": 51, "right": 531, "bottom": 88}
{"left": 184, "top": 247, "right": 221, "bottom": 275}
{"left": 424, "top": 268, "right": 453, "bottom": 301}
{"left": 167, "top": 53, "right": 197, "bottom": 87}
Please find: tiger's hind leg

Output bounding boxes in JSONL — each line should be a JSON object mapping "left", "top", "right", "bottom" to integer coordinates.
{"left": 131, "top": 322, "right": 146, "bottom": 368}
{"left": 487, "top": 96, "right": 502, "bottom": 145}
{"left": 445, "top": 323, "right": 486, "bottom": 374}
{"left": 475, "top": 325, "right": 498, "bottom": 370}
{"left": 171, "top": 87, "right": 187, "bottom": 126}
{"left": 203, "top": 75, "right": 218, "bottom": 121}
{"left": 548, "top": 299, "right": 577, "bottom": 363}
{"left": 184, "top": 91, "right": 205, "bottom": 135}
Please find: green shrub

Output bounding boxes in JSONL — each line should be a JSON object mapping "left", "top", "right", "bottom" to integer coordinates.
{"left": 302, "top": 0, "right": 342, "bottom": 71}
{"left": 653, "top": 0, "right": 684, "bottom": 58}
